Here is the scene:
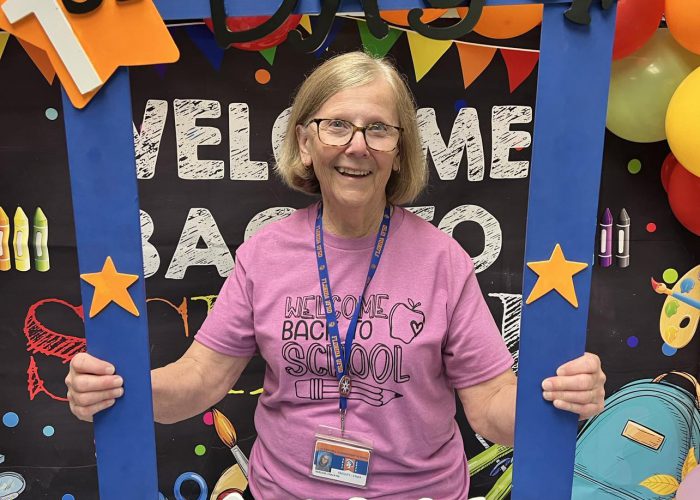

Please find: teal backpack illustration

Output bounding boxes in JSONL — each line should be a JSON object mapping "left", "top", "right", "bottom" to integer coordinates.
{"left": 572, "top": 371, "right": 700, "bottom": 499}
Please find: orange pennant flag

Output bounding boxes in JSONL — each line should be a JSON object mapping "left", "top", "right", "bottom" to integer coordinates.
{"left": 0, "top": 0, "right": 179, "bottom": 108}
{"left": 18, "top": 38, "right": 56, "bottom": 84}
{"left": 500, "top": 48, "right": 539, "bottom": 93}
{"left": 455, "top": 43, "right": 496, "bottom": 89}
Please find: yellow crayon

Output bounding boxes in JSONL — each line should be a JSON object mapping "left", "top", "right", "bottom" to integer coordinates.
{"left": 13, "top": 207, "right": 30, "bottom": 271}
{"left": 0, "top": 207, "right": 9, "bottom": 271}
{"left": 33, "top": 207, "right": 49, "bottom": 272}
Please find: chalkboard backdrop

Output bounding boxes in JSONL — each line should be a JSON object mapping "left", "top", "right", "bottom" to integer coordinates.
{"left": 1, "top": 20, "right": 698, "bottom": 499}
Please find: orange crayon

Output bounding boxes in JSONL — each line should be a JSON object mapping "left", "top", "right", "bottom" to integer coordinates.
{"left": 0, "top": 207, "right": 10, "bottom": 270}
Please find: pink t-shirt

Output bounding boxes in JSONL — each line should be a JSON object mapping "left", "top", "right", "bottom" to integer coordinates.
{"left": 196, "top": 204, "right": 514, "bottom": 500}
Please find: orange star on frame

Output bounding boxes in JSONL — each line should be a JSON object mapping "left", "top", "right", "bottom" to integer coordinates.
{"left": 81, "top": 256, "right": 140, "bottom": 318}
{"left": 0, "top": 0, "right": 179, "bottom": 108}
{"left": 525, "top": 244, "right": 588, "bottom": 308}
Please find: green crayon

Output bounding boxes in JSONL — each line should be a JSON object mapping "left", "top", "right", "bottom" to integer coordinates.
{"left": 33, "top": 207, "right": 49, "bottom": 272}
{"left": 13, "top": 207, "right": 29, "bottom": 271}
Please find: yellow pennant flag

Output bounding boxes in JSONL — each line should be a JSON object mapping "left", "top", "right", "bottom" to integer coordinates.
{"left": 0, "top": 32, "right": 9, "bottom": 60}
{"left": 406, "top": 31, "right": 452, "bottom": 82}
{"left": 299, "top": 15, "right": 312, "bottom": 34}
{"left": 455, "top": 43, "right": 496, "bottom": 89}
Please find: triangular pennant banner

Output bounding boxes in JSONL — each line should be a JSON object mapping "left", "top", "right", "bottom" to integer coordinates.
{"left": 0, "top": 33, "right": 9, "bottom": 61}
{"left": 153, "top": 64, "right": 167, "bottom": 78}
{"left": 185, "top": 25, "right": 225, "bottom": 71}
{"left": 312, "top": 17, "right": 344, "bottom": 58}
{"left": 259, "top": 47, "right": 276, "bottom": 65}
{"left": 17, "top": 39, "right": 56, "bottom": 85}
{"left": 500, "top": 49, "right": 539, "bottom": 93}
{"left": 406, "top": 31, "right": 452, "bottom": 82}
{"left": 357, "top": 19, "right": 402, "bottom": 58}
{"left": 455, "top": 43, "right": 496, "bottom": 89}
{"left": 300, "top": 15, "right": 312, "bottom": 34}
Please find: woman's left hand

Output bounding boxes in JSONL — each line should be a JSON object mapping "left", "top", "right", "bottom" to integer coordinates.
{"left": 541, "top": 352, "right": 606, "bottom": 420}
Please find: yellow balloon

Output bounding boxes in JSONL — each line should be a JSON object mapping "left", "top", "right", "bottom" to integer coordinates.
{"left": 666, "top": 67, "right": 700, "bottom": 177}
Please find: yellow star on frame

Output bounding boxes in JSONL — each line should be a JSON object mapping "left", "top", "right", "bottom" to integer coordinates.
{"left": 525, "top": 244, "right": 588, "bottom": 308}
{"left": 80, "top": 256, "right": 140, "bottom": 318}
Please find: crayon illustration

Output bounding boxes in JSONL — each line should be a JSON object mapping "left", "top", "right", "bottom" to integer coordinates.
{"left": 0, "top": 207, "right": 9, "bottom": 271}
{"left": 12, "top": 207, "right": 29, "bottom": 271}
{"left": 295, "top": 378, "right": 403, "bottom": 407}
{"left": 615, "top": 208, "right": 630, "bottom": 268}
{"left": 33, "top": 207, "right": 49, "bottom": 272}
{"left": 598, "top": 208, "right": 612, "bottom": 268}
{"left": 212, "top": 408, "right": 249, "bottom": 478}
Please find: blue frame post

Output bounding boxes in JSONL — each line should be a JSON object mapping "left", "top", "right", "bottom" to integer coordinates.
{"left": 62, "top": 68, "right": 158, "bottom": 500}
{"left": 511, "top": 3, "right": 616, "bottom": 499}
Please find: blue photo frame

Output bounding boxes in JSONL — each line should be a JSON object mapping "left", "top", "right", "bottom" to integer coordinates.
{"left": 60, "top": 1, "right": 616, "bottom": 498}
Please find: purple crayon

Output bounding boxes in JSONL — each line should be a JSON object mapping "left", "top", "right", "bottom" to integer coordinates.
{"left": 598, "top": 208, "right": 613, "bottom": 267}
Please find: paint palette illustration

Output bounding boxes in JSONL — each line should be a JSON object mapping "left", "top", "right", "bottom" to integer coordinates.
{"left": 0, "top": 472, "right": 26, "bottom": 500}
{"left": 659, "top": 265, "right": 700, "bottom": 348}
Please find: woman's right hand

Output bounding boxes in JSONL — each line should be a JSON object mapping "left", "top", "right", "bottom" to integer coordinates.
{"left": 66, "top": 352, "right": 124, "bottom": 422}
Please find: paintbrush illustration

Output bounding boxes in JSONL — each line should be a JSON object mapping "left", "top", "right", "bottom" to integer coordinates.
{"left": 212, "top": 408, "right": 249, "bottom": 478}
{"left": 651, "top": 278, "right": 700, "bottom": 310}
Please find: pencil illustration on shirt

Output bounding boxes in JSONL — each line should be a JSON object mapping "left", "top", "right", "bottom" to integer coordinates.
{"left": 598, "top": 208, "right": 612, "bottom": 268}
{"left": 13, "top": 207, "right": 29, "bottom": 271}
{"left": 615, "top": 208, "right": 630, "bottom": 268}
{"left": 0, "top": 207, "right": 10, "bottom": 271}
{"left": 212, "top": 408, "right": 249, "bottom": 478}
{"left": 33, "top": 207, "right": 49, "bottom": 272}
{"left": 295, "top": 378, "right": 402, "bottom": 407}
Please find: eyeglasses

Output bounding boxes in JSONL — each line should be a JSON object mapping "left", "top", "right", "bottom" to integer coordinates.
{"left": 306, "top": 118, "right": 402, "bottom": 152}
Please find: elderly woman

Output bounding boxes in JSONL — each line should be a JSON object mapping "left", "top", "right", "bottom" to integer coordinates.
{"left": 66, "top": 51, "right": 605, "bottom": 499}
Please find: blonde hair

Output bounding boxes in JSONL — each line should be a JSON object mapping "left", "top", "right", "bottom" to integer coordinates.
{"left": 275, "top": 51, "right": 427, "bottom": 205}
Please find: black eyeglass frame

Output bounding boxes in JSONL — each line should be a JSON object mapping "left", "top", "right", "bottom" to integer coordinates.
{"left": 305, "top": 118, "right": 403, "bottom": 152}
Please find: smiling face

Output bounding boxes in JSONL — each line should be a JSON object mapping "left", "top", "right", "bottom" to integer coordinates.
{"left": 296, "top": 79, "right": 400, "bottom": 215}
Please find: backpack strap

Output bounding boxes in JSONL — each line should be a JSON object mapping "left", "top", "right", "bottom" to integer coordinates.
{"left": 653, "top": 371, "right": 700, "bottom": 406}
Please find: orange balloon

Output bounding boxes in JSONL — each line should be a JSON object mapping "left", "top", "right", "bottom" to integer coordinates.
{"left": 380, "top": 8, "right": 447, "bottom": 27}
{"left": 666, "top": 0, "right": 700, "bottom": 55}
{"left": 457, "top": 5, "right": 543, "bottom": 39}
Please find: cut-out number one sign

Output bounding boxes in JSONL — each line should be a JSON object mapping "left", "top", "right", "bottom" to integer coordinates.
{"left": 1, "top": 0, "right": 101, "bottom": 93}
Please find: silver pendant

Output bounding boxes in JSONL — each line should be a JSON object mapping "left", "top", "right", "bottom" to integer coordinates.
{"left": 339, "top": 375, "right": 352, "bottom": 397}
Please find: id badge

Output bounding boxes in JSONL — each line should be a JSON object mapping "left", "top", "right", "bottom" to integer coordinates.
{"left": 310, "top": 425, "right": 373, "bottom": 488}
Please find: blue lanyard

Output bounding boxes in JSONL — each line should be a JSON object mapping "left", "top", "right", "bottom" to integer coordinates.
{"left": 314, "top": 204, "right": 391, "bottom": 420}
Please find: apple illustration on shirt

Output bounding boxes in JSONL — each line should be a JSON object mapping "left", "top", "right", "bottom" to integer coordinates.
{"left": 389, "top": 299, "right": 425, "bottom": 344}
